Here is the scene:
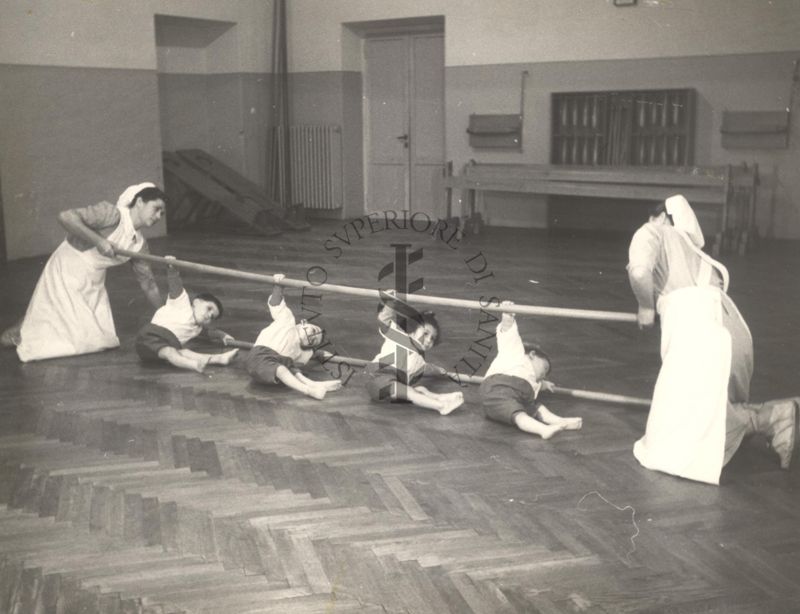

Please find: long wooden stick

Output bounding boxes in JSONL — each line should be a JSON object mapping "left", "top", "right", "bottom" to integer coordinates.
{"left": 115, "top": 248, "right": 636, "bottom": 323}
{"left": 224, "top": 340, "right": 650, "bottom": 408}
{"left": 547, "top": 386, "right": 649, "bottom": 407}
{"left": 319, "top": 352, "right": 651, "bottom": 407}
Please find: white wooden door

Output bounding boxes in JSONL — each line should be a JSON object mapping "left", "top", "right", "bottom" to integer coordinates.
{"left": 365, "top": 34, "right": 444, "bottom": 216}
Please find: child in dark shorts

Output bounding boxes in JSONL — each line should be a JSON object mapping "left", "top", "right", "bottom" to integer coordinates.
{"left": 135, "top": 256, "right": 237, "bottom": 373}
{"left": 245, "top": 274, "right": 341, "bottom": 400}
{"left": 365, "top": 290, "right": 463, "bottom": 415}
{"left": 479, "top": 301, "right": 582, "bottom": 438}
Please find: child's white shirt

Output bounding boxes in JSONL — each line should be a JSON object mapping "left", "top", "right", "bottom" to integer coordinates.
{"left": 371, "top": 321, "right": 427, "bottom": 380}
{"left": 254, "top": 299, "right": 312, "bottom": 364}
{"left": 151, "top": 289, "right": 203, "bottom": 346}
{"left": 484, "top": 319, "right": 541, "bottom": 395}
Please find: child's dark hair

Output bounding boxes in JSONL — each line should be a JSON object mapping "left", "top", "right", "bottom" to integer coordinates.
{"left": 523, "top": 342, "right": 551, "bottom": 374}
{"left": 414, "top": 311, "right": 441, "bottom": 346}
{"left": 377, "top": 298, "right": 441, "bottom": 345}
{"left": 129, "top": 186, "right": 168, "bottom": 207}
{"left": 194, "top": 292, "right": 223, "bottom": 318}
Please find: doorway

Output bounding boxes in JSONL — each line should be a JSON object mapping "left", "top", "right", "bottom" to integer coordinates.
{"left": 363, "top": 28, "right": 444, "bottom": 217}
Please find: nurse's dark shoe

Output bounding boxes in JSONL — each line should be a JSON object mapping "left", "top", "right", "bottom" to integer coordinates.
{"left": 0, "top": 325, "right": 21, "bottom": 348}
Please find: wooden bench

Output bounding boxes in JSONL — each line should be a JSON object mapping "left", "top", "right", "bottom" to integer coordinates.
{"left": 443, "top": 162, "right": 759, "bottom": 254}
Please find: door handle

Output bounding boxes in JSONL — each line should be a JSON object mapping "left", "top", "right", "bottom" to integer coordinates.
{"left": 396, "top": 134, "right": 409, "bottom": 148}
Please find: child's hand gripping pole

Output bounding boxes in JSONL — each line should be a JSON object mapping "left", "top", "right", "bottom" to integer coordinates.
{"left": 269, "top": 273, "right": 286, "bottom": 306}
{"left": 162, "top": 255, "right": 185, "bottom": 299}
{"left": 498, "top": 300, "right": 516, "bottom": 331}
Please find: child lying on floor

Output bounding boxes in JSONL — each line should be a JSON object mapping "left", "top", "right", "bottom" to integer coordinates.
{"left": 245, "top": 274, "right": 341, "bottom": 400}
{"left": 364, "top": 290, "right": 463, "bottom": 415}
{"left": 479, "top": 301, "right": 582, "bottom": 438}
{"left": 135, "top": 256, "right": 238, "bottom": 373}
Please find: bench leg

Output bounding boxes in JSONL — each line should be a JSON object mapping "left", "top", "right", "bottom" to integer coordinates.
{"left": 462, "top": 189, "right": 483, "bottom": 236}
{"left": 712, "top": 232, "right": 722, "bottom": 258}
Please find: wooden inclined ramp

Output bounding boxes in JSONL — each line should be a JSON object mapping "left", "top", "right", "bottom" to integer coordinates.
{"left": 163, "top": 151, "right": 282, "bottom": 237}
{"left": 163, "top": 149, "right": 310, "bottom": 236}
{"left": 177, "top": 149, "right": 310, "bottom": 232}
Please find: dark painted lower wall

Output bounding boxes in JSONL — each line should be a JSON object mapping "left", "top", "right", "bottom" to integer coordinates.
{"left": 5, "top": 52, "right": 797, "bottom": 261}
{"left": 159, "top": 71, "right": 364, "bottom": 221}
{"left": 159, "top": 72, "right": 272, "bottom": 192}
{"left": 0, "top": 64, "right": 165, "bottom": 260}
{"left": 446, "top": 51, "right": 800, "bottom": 239}
{"left": 288, "top": 71, "right": 363, "bottom": 220}
{"left": 259, "top": 52, "right": 800, "bottom": 239}
{"left": 0, "top": 67, "right": 279, "bottom": 260}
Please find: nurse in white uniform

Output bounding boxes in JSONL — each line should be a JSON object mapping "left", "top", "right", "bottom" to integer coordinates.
{"left": 628, "top": 195, "right": 797, "bottom": 484}
{"left": 1, "top": 183, "right": 166, "bottom": 362}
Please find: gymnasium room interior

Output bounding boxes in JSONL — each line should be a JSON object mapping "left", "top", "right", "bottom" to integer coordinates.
{"left": 0, "top": 1, "right": 799, "bottom": 612}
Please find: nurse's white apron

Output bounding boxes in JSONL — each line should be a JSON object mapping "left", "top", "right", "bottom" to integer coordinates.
{"left": 633, "top": 285, "right": 731, "bottom": 484}
{"left": 17, "top": 206, "right": 143, "bottom": 362}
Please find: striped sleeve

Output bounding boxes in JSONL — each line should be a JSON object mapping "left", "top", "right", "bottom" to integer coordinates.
{"left": 73, "top": 201, "right": 121, "bottom": 231}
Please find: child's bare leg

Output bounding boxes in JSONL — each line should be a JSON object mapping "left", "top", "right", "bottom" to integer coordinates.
{"left": 181, "top": 347, "right": 239, "bottom": 366}
{"left": 177, "top": 349, "right": 213, "bottom": 370}
{"left": 275, "top": 365, "right": 327, "bottom": 400}
{"left": 408, "top": 386, "right": 463, "bottom": 415}
{"left": 415, "top": 385, "right": 463, "bottom": 402}
{"left": 443, "top": 390, "right": 465, "bottom": 402}
{"left": 536, "top": 405, "right": 583, "bottom": 430}
{"left": 158, "top": 347, "right": 207, "bottom": 373}
{"left": 296, "top": 372, "right": 342, "bottom": 391}
{"left": 513, "top": 412, "right": 565, "bottom": 439}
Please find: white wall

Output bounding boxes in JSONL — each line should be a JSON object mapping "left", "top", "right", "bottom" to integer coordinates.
{"left": 0, "top": 0, "right": 271, "bottom": 72}
{"left": 285, "top": 0, "right": 800, "bottom": 72}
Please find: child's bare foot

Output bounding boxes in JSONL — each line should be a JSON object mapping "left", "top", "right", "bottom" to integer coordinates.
{"left": 322, "top": 379, "right": 343, "bottom": 391}
{"left": 209, "top": 348, "right": 239, "bottom": 365}
{"left": 305, "top": 385, "right": 327, "bottom": 400}
{"left": 438, "top": 395, "right": 464, "bottom": 416}
{"left": 557, "top": 416, "right": 583, "bottom": 430}
{"left": 535, "top": 407, "right": 583, "bottom": 431}
{"left": 192, "top": 357, "right": 210, "bottom": 373}
{"left": 538, "top": 423, "right": 565, "bottom": 440}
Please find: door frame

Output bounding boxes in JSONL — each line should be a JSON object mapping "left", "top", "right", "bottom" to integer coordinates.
{"left": 357, "top": 17, "right": 445, "bottom": 216}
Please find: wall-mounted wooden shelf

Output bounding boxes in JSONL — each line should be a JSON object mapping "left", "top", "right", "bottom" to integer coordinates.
{"left": 721, "top": 110, "right": 790, "bottom": 149}
{"left": 467, "top": 114, "right": 522, "bottom": 149}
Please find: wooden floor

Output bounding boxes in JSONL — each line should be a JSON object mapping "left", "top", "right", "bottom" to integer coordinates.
{"left": 0, "top": 221, "right": 798, "bottom": 613}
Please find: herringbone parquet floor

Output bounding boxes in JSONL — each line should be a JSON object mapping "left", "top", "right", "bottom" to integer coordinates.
{"left": 0, "top": 221, "right": 798, "bottom": 613}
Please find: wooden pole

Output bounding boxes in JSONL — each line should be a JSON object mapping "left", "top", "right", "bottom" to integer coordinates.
{"left": 547, "top": 386, "right": 649, "bottom": 408}
{"left": 223, "top": 340, "right": 650, "bottom": 408}
{"left": 322, "top": 352, "right": 651, "bottom": 407}
{"left": 114, "top": 248, "right": 637, "bottom": 323}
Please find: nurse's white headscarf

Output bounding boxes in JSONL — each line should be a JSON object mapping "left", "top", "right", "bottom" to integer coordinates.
{"left": 116, "top": 182, "right": 156, "bottom": 209}
{"left": 665, "top": 194, "right": 704, "bottom": 249}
